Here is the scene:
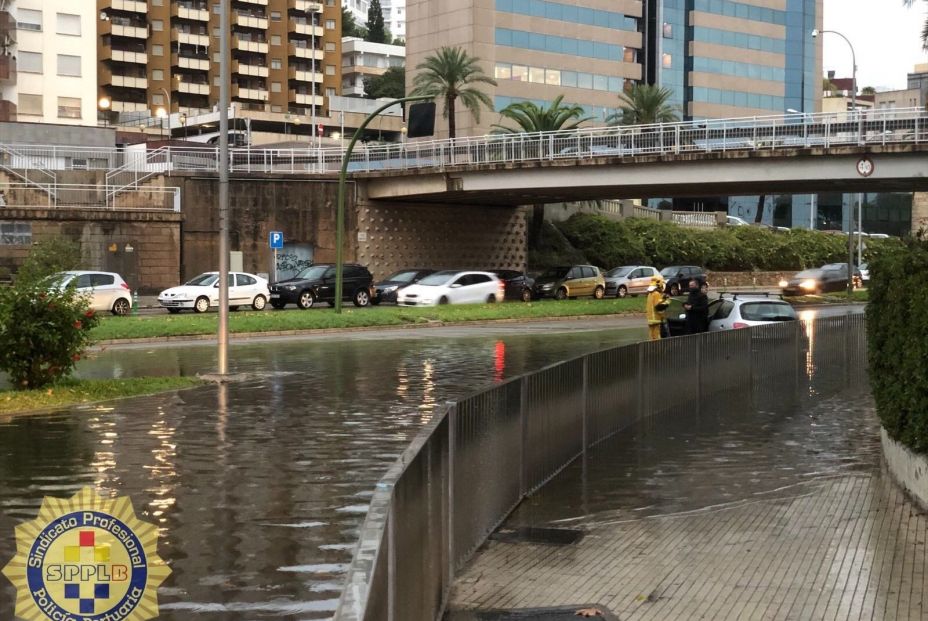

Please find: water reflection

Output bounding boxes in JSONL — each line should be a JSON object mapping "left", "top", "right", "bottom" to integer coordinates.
{"left": 0, "top": 327, "right": 643, "bottom": 620}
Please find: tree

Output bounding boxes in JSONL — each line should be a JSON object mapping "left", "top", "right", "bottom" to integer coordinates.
{"left": 823, "top": 77, "right": 839, "bottom": 97}
{"left": 363, "top": 65, "right": 405, "bottom": 100}
{"left": 366, "top": 0, "right": 388, "bottom": 44}
{"left": 15, "top": 237, "right": 81, "bottom": 285}
{"left": 411, "top": 47, "right": 496, "bottom": 139}
{"left": 342, "top": 5, "right": 366, "bottom": 39}
{"left": 861, "top": 86, "right": 877, "bottom": 96}
{"left": 607, "top": 84, "right": 680, "bottom": 125}
{"left": 491, "top": 95, "right": 593, "bottom": 249}
{"left": 903, "top": 0, "right": 928, "bottom": 50}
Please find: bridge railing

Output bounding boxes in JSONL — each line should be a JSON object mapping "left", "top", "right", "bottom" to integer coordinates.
{"left": 0, "top": 107, "right": 925, "bottom": 176}
{"left": 335, "top": 313, "right": 868, "bottom": 621}
{"left": 0, "top": 182, "right": 180, "bottom": 212}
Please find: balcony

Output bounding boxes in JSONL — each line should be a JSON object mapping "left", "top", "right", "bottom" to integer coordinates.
{"left": 111, "top": 100, "right": 148, "bottom": 113}
{"left": 288, "top": 19, "right": 323, "bottom": 38}
{"left": 289, "top": 0, "right": 324, "bottom": 12}
{"left": 172, "top": 5, "right": 210, "bottom": 22}
{"left": 288, "top": 44, "right": 323, "bottom": 61}
{"left": 233, "top": 13, "right": 269, "bottom": 30}
{"left": 236, "top": 0, "right": 269, "bottom": 5}
{"left": 100, "top": 20, "right": 148, "bottom": 39}
{"left": 233, "top": 85, "right": 269, "bottom": 101}
{"left": 0, "top": 99, "right": 15, "bottom": 122}
{"left": 177, "top": 81, "right": 210, "bottom": 95}
{"left": 233, "top": 37, "right": 269, "bottom": 54}
{"left": 172, "top": 54, "right": 210, "bottom": 71}
{"left": 234, "top": 61, "right": 269, "bottom": 77}
{"left": 101, "top": 48, "right": 148, "bottom": 64}
{"left": 172, "top": 29, "right": 210, "bottom": 47}
{"left": 0, "top": 55, "right": 15, "bottom": 83}
{"left": 289, "top": 90, "right": 323, "bottom": 107}
{"left": 103, "top": 0, "right": 148, "bottom": 13}
{"left": 289, "top": 67, "right": 323, "bottom": 84}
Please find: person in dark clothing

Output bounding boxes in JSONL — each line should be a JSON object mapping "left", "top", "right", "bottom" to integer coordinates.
{"left": 683, "top": 279, "right": 710, "bottom": 334}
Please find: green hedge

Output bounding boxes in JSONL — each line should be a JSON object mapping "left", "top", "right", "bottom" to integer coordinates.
{"left": 867, "top": 235, "right": 928, "bottom": 453}
{"left": 554, "top": 214, "right": 896, "bottom": 272}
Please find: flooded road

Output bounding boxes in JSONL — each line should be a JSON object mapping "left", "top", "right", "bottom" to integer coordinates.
{"left": 0, "top": 322, "right": 644, "bottom": 620}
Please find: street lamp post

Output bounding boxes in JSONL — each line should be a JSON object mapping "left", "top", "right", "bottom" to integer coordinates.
{"left": 812, "top": 28, "right": 859, "bottom": 296}
{"left": 217, "top": 0, "right": 231, "bottom": 376}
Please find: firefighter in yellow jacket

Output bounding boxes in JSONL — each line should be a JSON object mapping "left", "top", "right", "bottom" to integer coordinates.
{"left": 646, "top": 276, "right": 670, "bottom": 340}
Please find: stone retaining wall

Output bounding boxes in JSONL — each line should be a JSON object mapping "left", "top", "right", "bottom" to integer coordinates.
{"left": 881, "top": 427, "right": 928, "bottom": 511}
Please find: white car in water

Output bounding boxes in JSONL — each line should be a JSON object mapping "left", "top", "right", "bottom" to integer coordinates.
{"left": 158, "top": 272, "right": 269, "bottom": 313}
{"left": 396, "top": 270, "right": 504, "bottom": 306}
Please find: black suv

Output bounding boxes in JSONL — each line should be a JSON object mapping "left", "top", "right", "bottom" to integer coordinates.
{"left": 660, "top": 265, "right": 708, "bottom": 297}
{"left": 270, "top": 264, "right": 373, "bottom": 309}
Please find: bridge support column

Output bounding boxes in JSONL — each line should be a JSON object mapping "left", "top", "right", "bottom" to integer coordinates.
{"left": 913, "top": 192, "right": 928, "bottom": 234}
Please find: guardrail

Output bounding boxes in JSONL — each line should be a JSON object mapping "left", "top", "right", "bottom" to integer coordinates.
{"left": 0, "top": 183, "right": 180, "bottom": 212}
{"left": 335, "top": 313, "right": 868, "bottom": 621}
{"left": 0, "top": 107, "right": 925, "bottom": 177}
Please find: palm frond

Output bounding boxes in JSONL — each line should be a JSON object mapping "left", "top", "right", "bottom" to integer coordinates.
{"left": 491, "top": 94, "right": 593, "bottom": 133}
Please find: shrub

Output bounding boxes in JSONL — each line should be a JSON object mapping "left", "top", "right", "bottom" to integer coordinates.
{"left": 14, "top": 237, "right": 80, "bottom": 285}
{"left": 867, "top": 234, "right": 928, "bottom": 453}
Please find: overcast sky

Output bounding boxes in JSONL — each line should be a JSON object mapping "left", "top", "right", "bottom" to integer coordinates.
{"left": 823, "top": 0, "right": 928, "bottom": 91}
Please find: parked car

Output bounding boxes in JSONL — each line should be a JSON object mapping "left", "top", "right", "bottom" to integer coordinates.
{"left": 666, "top": 293, "right": 797, "bottom": 335}
{"left": 49, "top": 271, "right": 133, "bottom": 316}
{"left": 780, "top": 263, "right": 860, "bottom": 296}
{"left": 726, "top": 215, "right": 750, "bottom": 226}
{"left": 158, "top": 271, "right": 269, "bottom": 313}
{"left": 604, "top": 265, "right": 660, "bottom": 298}
{"left": 859, "top": 262, "right": 870, "bottom": 284}
{"left": 270, "top": 263, "right": 373, "bottom": 309}
{"left": 372, "top": 269, "right": 434, "bottom": 305}
{"left": 660, "top": 265, "right": 708, "bottom": 297}
{"left": 492, "top": 269, "right": 534, "bottom": 302}
{"left": 531, "top": 265, "right": 606, "bottom": 300}
{"left": 396, "top": 270, "right": 504, "bottom": 306}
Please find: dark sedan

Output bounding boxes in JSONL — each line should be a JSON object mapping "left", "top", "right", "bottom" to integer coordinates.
{"left": 371, "top": 269, "right": 435, "bottom": 305}
{"left": 781, "top": 263, "right": 861, "bottom": 296}
{"left": 492, "top": 270, "right": 534, "bottom": 302}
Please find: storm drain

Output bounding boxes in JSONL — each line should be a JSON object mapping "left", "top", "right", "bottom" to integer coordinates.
{"left": 445, "top": 604, "right": 619, "bottom": 621}
{"left": 489, "top": 527, "right": 585, "bottom": 546}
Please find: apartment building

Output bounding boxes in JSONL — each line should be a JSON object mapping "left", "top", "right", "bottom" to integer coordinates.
{"left": 0, "top": 0, "right": 97, "bottom": 124}
{"left": 341, "top": 36, "right": 404, "bottom": 96}
{"left": 96, "top": 0, "right": 342, "bottom": 123}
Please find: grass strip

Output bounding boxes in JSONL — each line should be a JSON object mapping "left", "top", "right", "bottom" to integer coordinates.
{"left": 0, "top": 376, "right": 205, "bottom": 415}
{"left": 785, "top": 290, "right": 869, "bottom": 304}
{"left": 91, "top": 298, "right": 646, "bottom": 341}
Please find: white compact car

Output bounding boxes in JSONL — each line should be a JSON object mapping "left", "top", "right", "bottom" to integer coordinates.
{"left": 50, "top": 271, "right": 133, "bottom": 316}
{"left": 159, "top": 271, "right": 270, "bottom": 313}
{"left": 396, "top": 270, "right": 504, "bottom": 306}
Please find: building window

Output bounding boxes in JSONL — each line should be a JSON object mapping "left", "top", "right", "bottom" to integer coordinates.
{"left": 152, "top": 94, "right": 165, "bottom": 106}
{"left": 271, "top": 58, "right": 282, "bottom": 69}
{"left": 212, "top": 27, "right": 220, "bottom": 37}
{"left": 529, "top": 66, "right": 545, "bottom": 83}
{"left": 662, "top": 22, "right": 672, "bottom": 38}
{"left": 17, "top": 51, "right": 42, "bottom": 74}
{"left": 17, "top": 94, "right": 42, "bottom": 116}
{"left": 271, "top": 35, "right": 281, "bottom": 45}
{"left": 325, "top": 41, "right": 336, "bottom": 51}
{"left": 152, "top": 0, "right": 163, "bottom": 5}
{"left": 213, "top": 4, "right": 220, "bottom": 14}
{"left": 511, "top": 64, "right": 527, "bottom": 81}
{"left": 662, "top": 53, "right": 672, "bottom": 68}
{"left": 152, "top": 69, "right": 164, "bottom": 81}
{"left": 57, "top": 96, "right": 81, "bottom": 119}
{"left": 271, "top": 81, "right": 281, "bottom": 92}
{"left": 56, "top": 13, "right": 81, "bottom": 36}
{"left": 270, "top": 11, "right": 281, "bottom": 21}
{"left": 57, "top": 55, "right": 82, "bottom": 77}
{"left": 325, "top": 19, "right": 336, "bottom": 29}
{"left": 0, "top": 222, "right": 32, "bottom": 246}
{"left": 624, "top": 48, "right": 636, "bottom": 63}
{"left": 212, "top": 52, "right": 221, "bottom": 62}
{"left": 325, "top": 65, "right": 335, "bottom": 76}
{"left": 326, "top": 87, "right": 336, "bottom": 98}
{"left": 153, "top": 44, "right": 164, "bottom": 56}
{"left": 271, "top": 104, "right": 282, "bottom": 112}
{"left": 16, "top": 9, "right": 42, "bottom": 31}
{"left": 494, "top": 63, "right": 511, "bottom": 80}
{"left": 151, "top": 19, "right": 164, "bottom": 31}
{"left": 213, "top": 76, "right": 221, "bottom": 86}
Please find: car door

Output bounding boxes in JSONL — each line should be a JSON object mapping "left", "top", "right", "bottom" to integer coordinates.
{"left": 72, "top": 274, "right": 95, "bottom": 308}
{"left": 469, "top": 273, "right": 493, "bottom": 302}
{"left": 640, "top": 267, "right": 657, "bottom": 293}
{"left": 449, "top": 274, "right": 470, "bottom": 303}
{"left": 225, "top": 273, "right": 242, "bottom": 304}
{"left": 627, "top": 268, "right": 645, "bottom": 294}
{"left": 564, "top": 267, "right": 582, "bottom": 296}
{"left": 88, "top": 273, "right": 116, "bottom": 311}
{"left": 236, "top": 274, "right": 259, "bottom": 304}
{"left": 317, "top": 267, "right": 336, "bottom": 301}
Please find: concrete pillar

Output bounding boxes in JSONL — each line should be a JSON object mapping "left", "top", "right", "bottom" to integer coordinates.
{"left": 912, "top": 192, "right": 928, "bottom": 235}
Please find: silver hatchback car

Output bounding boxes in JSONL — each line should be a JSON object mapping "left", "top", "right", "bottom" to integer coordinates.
{"left": 708, "top": 293, "right": 797, "bottom": 331}
{"left": 604, "top": 265, "right": 660, "bottom": 298}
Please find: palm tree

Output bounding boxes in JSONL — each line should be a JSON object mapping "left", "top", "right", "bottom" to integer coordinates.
{"left": 491, "top": 95, "right": 592, "bottom": 134}
{"left": 607, "top": 84, "right": 680, "bottom": 125}
{"left": 491, "top": 95, "right": 593, "bottom": 249}
{"left": 903, "top": 0, "right": 928, "bottom": 49}
{"left": 411, "top": 47, "right": 496, "bottom": 139}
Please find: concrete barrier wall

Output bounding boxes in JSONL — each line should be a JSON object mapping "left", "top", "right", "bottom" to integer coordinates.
{"left": 881, "top": 427, "right": 928, "bottom": 511}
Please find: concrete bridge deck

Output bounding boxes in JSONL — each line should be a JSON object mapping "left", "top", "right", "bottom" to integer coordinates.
{"left": 447, "top": 387, "right": 927, "bottom": 620}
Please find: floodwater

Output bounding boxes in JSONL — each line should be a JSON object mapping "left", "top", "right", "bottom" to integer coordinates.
{"left": 0, "top": 321, "right": 644, "bottom": 620}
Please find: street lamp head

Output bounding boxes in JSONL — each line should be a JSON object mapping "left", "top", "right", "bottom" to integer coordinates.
{"left": 811, "top": 28, "right": 819, "bottom": 38}
{"left": 155, "top": 107, "right": 167, "bottom": 118}
{"left": 98, "top": 97, "right": 111, "bottom": 111}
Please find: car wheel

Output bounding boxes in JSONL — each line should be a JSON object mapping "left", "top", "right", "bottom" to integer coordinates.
{"left": 112, "top": 298, "right": 131, "bottom": 316}
{"left": 270, "top": 301, "right": 286, "bottom": 310}
{"left": 252, "top": 294, "right": 267, "bottom": 311}
{"left": 194, "top": 296, "right": 210, "bottom": 313}
{"left": 617, "top": 285, "right": 628, "bottom": 298}
{"left": 297, "top": 290, "right": 315, "bottom": 309}
{"left": 438, "top": 296, "right": 449, "bottom": 305}
{"left": 353, "top": 289, "right": 371, "bottom": 307}
{"left": 555, "top": 288, "right": 567, "bottom": 301}
{"left": 593, "top": 286, "right": 605, "bottom": 300}
{"left": 486, "top": 294, "right": 497, "bottom": 304}
{"left": 167, "top": 308, "right": 181, "bottom": 314}
{"left": 670, "top": 283, "right": 680, "bottom": 296}
{"left": 371, "top": 296, "right": 382, "bottom": 306}
{"left": 521, "top": 288, "right": 532, "bottom": 303}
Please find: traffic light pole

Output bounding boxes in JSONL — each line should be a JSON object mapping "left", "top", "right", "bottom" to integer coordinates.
{"left": 334, "top": 95, "right": 433, "bottom": 313}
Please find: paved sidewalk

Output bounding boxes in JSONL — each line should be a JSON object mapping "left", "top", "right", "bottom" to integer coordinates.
{"left": 448, "top": 393, "right": 927, "bottom": 620}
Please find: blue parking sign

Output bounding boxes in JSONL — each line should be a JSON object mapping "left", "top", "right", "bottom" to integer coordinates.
{"left": 269, "top": 231, "right": 284, "bottom": 249}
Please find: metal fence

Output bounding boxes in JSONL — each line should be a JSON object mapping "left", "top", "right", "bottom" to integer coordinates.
{"left": 0, "top": 107, "right": 925, "bottom": 177}
{"left": 334, "top": 313, "right": 867, "bottom": 621}
{"left": 0, "top": 182, "right": 180, "bottom": 212}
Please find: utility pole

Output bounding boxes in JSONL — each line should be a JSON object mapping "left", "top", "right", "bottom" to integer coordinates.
{"left": 217, "top": 0, "right": 230, "bottom": 375}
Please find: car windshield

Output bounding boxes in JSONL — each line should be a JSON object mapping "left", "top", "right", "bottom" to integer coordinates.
{"left": 44, "top": 273, "right": 73, "bottom": 288}
{"left": 417, "top": 271, "right": 457, "bottom": 286}
{"left": 795, "top": 269, "right": 821, "bottom": 279}
{"left": 384, "top": 270, "right": 421, "bottom": 284}
{"left": 185, "top": 273, "right": 219, "bottom": 286}
{"left": 295, "top": 266, "right": 329, "bottom": 280}
{"left": 606, "top": 266, "right": 634, "bottom": 278}
{"left": 539, "top": 267, "right": 571, "bottom": 279}
{"left": 740, "top": 302, "right": 797, "bottom": 322}
{"left": 660, "top": 267, "right": 685, "bottom": 277}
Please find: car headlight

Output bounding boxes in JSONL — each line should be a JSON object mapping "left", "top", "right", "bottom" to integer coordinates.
{"left": 382, "top": 285, "right": 398, "bottom": 293}
{"left": 285, "top": 285, "right": 297, "bottom": 291}
{"left": 778, "top": 280, "right": 789, "bottom": 288}
{"left": 800, "top": 279, "right": 817, "bottom": 290}
{"left": 542, "top": 284, "right": 553, "bottom": 290}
